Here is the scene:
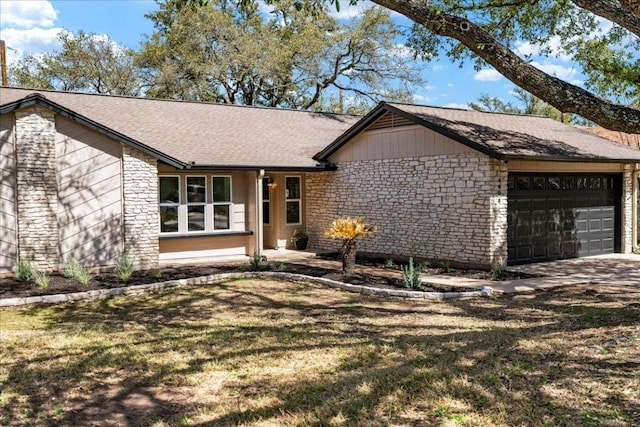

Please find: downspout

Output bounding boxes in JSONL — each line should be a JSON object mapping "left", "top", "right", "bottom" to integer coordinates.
{"left": 256, "top": 169, "right": 265, "bottom": 256}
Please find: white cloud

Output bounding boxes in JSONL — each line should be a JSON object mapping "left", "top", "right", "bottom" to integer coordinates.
{"left": 473, "top": 69, "right": 502, "bottom": 81}
{"left": 0, "top": 0, "right": 57, "bottom": 29}
{"left": 530, "top": 61, "right": 578, "bottom": 80}
{"left": 447, "top": 83, "right": 454, "bottom": 87}
{"left": 442, "top": 103, "right": 470, "bottom": 110}
{"left": 413, "top": 94, "right": 434, "bottom": 103}
{"left": 0, "top": 0, "right": 62, "bottom": 64}
{"left": 330, "top": 0, "right": 374, "bottom": 19}
{"left": 431, "top": 64, "right": 446, "bottom": 71}
{"left": 0, "top": 26, "right": 62, "bottom": 64}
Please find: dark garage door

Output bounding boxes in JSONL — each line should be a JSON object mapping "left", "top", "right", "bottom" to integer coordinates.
{"left": 507, "top": 173, "right": 621, "bottom": 264}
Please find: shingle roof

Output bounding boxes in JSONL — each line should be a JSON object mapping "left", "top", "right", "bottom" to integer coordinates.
{"left": 316, "top": 102, "right": 640, "bottom": 162}
{"left": 579, "top": 126, "right": 640, "bottom": 150}
{"left": 0, "top": 87, "right": 360, "bottom": 169}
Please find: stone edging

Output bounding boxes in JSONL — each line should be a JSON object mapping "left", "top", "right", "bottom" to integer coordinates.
{"left": 0, "top": 272, "right": 494, "bottom": 308}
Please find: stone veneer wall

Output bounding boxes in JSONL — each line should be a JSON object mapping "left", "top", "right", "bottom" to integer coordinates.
{"left": 122, "top": 146, "right": 159, "bottom": 270}
{"left": 306, "top": 153, "right": 509, "bottom": 267}
{"left": 622, "top": 165, "right": 634, "bottom": 253}
{"left": 15, "top": 107, "right": 59, "bottom": 271}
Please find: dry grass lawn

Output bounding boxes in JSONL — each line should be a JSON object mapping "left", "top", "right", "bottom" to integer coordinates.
{"left": 1, "top": 278, "right": 639, "bottom": 426}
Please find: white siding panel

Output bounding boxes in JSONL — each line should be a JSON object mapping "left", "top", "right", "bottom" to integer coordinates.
{"left": 0, "top": 114, "right": 17, "bottom": 274}
{"left": 55, "top": 116, "right": 123, "bottom": 267}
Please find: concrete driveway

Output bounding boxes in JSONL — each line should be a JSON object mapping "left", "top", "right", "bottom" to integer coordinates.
{"left": 507, "top": 253, "right": 640, "bottom": 288}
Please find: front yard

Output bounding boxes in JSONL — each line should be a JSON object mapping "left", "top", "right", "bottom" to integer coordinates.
{"left": 1, "top": 278, "right": 639, "bottom": 426}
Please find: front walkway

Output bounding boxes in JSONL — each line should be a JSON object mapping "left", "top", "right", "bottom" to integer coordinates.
{"left": 259, "top": 250, "right": 640, "bottom": 294}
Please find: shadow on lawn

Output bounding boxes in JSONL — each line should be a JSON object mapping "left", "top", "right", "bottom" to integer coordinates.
{"left": 2, "top": 281, "right": 639, "bottom": 426}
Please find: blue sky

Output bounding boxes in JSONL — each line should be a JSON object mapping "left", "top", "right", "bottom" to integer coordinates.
{"left": 0, "top": 0, "right": 587, "bottom": 109}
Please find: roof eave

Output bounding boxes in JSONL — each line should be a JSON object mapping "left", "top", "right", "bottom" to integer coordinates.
{"left": 187, "top": 163, "right": 335, "bottom": 172}
{"left": 314, "top": 102, "right": 504, "bottom": 162}
{"left": 504, "top": 155, "right": 640, "bottom": 163}
{"left": 1, "top": 93, "right": 188, "bottom": 169}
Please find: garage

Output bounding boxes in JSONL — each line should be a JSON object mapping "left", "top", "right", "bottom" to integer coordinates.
{"left": 507, "top": 173, "right": 622, "bottom": 264}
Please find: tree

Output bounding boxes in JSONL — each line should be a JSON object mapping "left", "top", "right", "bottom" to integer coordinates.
{"left": 324, "top": 216, "right": 376, "bottom": 276}
{"left": 324, "top": 0, "right": 640, "bottom": 133}
{"left": 469, "top": 88, "right": 573, "bottom": 123}
{"left": 138, "top": 0, "right": 424, "bottom": 109}
{"left": 9, "top": 30, "right": 144, "bottom": 96}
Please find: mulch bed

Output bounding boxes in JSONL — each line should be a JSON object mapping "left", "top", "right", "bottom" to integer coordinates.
{"left": 0, "top": 256, "right": 540, "bottom": 300}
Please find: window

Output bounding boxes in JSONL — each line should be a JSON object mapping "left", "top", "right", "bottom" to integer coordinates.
{"left": 186, "top": 176, "right": 206, "bottom": 232}
{"left": 159, "top": 176, "right": 180, "bottom": 233}
{"left": 262, "top": 177, "right": 270, "bottom": 225}
{"left": 285, "top": 176, "right": 301, "bottom": 225}
{"left": 213, "top": 176, "right": 232, "bottom": 230}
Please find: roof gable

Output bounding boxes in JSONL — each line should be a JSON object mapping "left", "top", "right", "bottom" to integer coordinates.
{"left": 315, "top": 102, "right": 640, "bottom": 163}
{"left": 1, "top": 93, "right": 186, "bottom": 168}
{"left": 1, "top": 88, "right": 361, "bottom": 170}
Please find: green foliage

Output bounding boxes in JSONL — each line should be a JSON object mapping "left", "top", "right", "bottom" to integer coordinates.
{"left": 9, "top": 30, "right": 142, "bottom": 95}
{"left": 489, "top": 266, "right": 505, "bottom": 280}
{"left": 384, "top": 258, "right": 394, "bottom": 267}
{"left": 63, "top": 257, "right": 82, "bottom": 278}
{"left": 401, "top": 257, "right": 424, "bottom": 289}
{"left": 275, "top": 262, "right": 287, "bottom": 271}
{"left": 15, "top": 259, "right": 35, "bottom": 282}
{"left": 150, "top": 269, "right": 164, "bottom": 279}
{"left": 33, "top": 271, "right": 50, "bottom": 289}
{"left": 469, "top": 88, "right": 573, "bottom": 123}
{"left": 441, "top": 262, "right": 452, "bottom": 273}
{"left": 75, "top": 267, "right": 93, "bottom": 286}
{"left": 139, "top": 0, "right": 424, "bottom": 110}
{"left": 63, "top": 257, "right": 92, "bottom": 285}
{"left": 245, "top": 252, "right": 267, "bottom": 271}
{"left": 114, "top": 251, "right": 134, "bottom": 283}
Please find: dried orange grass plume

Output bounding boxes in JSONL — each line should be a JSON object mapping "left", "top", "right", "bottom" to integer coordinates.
{"left": 324, "top": 217, "right": 376, "bottom": 240}
{"left": 324, "top": 217, "right": 376, "bottom": 275}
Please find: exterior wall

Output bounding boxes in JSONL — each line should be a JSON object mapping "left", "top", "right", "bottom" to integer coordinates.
{"left": 122, "top": 146, "right": 159, "bottom": 269}
{"left": 156, "top": 164, "right": 255, "bottom": 258}
{"left": 508, "top": 160, "right": 622, "bottom": 173}
{"left": 15, "top": 107, "right": 59, "bottom": 271}
{"left": 0, "top": 114, "right": 17, "bottom": 274}
{"left": 306, "top": 153, "right": 508, "bottom": 267}
{"left": 262, "top": 173, "right": 306, "bottom": 250}
{"left": 56, "top": 116, "right": 124, "bottom": 268}
{"left": 159, "top": 235, "right": 251, "bottom": 260}
{"left": 622, "top": 165, "right": 634, "bottom": 253}
{"left": 330, "top": 125, "right": 476, "bottom": 163}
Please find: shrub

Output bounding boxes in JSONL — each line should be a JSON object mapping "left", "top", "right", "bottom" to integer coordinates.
{"left": 490, "top": 266, "right": 505, "bottom": 280}
{"left": 63, "top": 257, "right": 82, "bottom": 278}
{"left": 75, "top": 266, "right": 93, "bottom": 286}
{"left": 401, "top": 257, "right": 424, "bottom": 289}
{"left": 245, "top": 252, "right": 268, "bottom": 271}
{"left": 115, "top": 251, "right": 134, "bottom": 283}
{"left": 324, "top": 217, "right": 376, "bottom": 275}
{"left": 150, "top": 269, "right": 164, "bottom": 279}
{"left": 384, "top": 258, "right": 394, "bottom": 268}
{"left": 441, "top": 262, "right": 452, "bottom": 273}
{"left": 15, "top": 259, "right": 35, "bottom": 282}
{"left": 33, "top": 271, "right": 50, "bottom": 288}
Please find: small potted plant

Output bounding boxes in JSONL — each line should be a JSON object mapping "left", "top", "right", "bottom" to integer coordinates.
{"left": 291, "top": 230, "right": 309, "bottom": 250}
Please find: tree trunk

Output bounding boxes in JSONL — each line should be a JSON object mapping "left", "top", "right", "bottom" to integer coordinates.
{"left": 370, "top": 0, "right": 640, "bottom": 133}
{"left": 341, "top": 239, "right": 357, "bottom": 276}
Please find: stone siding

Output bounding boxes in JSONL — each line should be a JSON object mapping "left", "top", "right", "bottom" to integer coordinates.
{"left": 15, "top": 107, "right": 59, "bottom": 271}
{"left": 306, "top": 154, "right": 508, "bottom": 267}
{"left": 622, "top": 165, "right": 634, "bottom": 253}
{"left": 122, "top": 146, "right": 159, "bottom": 269}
